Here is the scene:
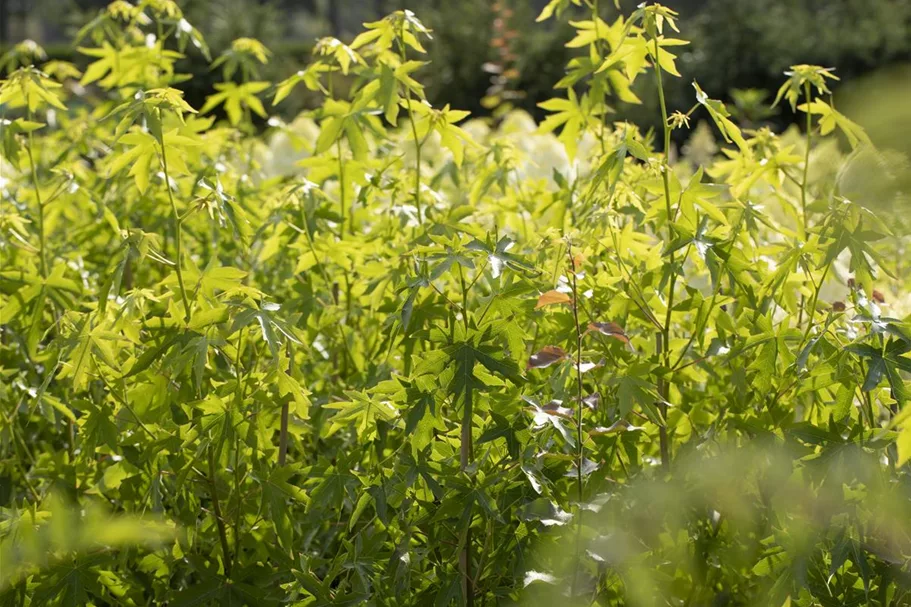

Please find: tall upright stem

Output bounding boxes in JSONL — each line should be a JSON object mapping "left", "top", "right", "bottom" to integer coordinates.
{"left": 568, "top": 244, "right": 586, "bottom": 595}
{"left": 796, "top": 83, "right": 814, "bottom": 327}
{"left": 592, "top": 0, "right": 607, "bottom": 154}
{"left": 398, "top": 27, "right": 423, "bottom": 227}
{"left": 653, "top": 34, "right": 673, "bottom": 472}
{"left": 278, "top": 342, "right": 292, "bottom": 466}
{"left": 800, "top": 81, "right": 812, "bottom": 234}
{"left": 408, "top": 107, "right": 423, "bottom": 225}
{"left": 325, "top": 70, "right": 347, "bottom": 240}
{"left": 458, "top": 264, "right": 470, "bottom": 332}
{"left": 459, "top": 414, "right": 474, "bottom": 607}
{"left": 457, "top": 263, "right": 473, "bottom": 607}
{"left": 207, "top": 446, "right": 232, "bottom": 577}
{"left": 159, "top": 121, "right": 192, "bottom": 322}
{"left": 26, "top": 110, "right": 47, "bottom": 278}
{"left": 336, "top": 137, "right": 348, "bottom": 238}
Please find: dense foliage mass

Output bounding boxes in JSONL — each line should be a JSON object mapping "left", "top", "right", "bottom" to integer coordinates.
{"left": 1, "top": 1, "right": 910, "bottom": 605}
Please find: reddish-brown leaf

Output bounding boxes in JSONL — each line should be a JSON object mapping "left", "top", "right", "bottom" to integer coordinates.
{"left": 569, "top": 253, "right": 585, "bottom": 271}
{"left": 527, "top": 345, "right": 568, "bottom": 369}
{"left": 587, "top": 321, "right": 629, "bottom": 343}
{"left": 535, "top": 290, "right": 572, "bottom": 310}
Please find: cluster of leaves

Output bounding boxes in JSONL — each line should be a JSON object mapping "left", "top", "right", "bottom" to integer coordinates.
{"left": 1, "top": 1, "right": 910, "bottom": 605}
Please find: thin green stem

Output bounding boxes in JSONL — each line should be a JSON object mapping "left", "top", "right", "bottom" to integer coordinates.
{"left": 796, "top": 82, "right": 814, "bottom": 327}
{"left": 407, "top": 104, "right": 423, "bottom": 226}
{"left": 232, "top": 428, "right": 243, "bottom": 573}
{"left": 458, "top": 263, "right": 470, "bottom": 332}
{"left": 397, "top": 26, "right": 423, "bottom": 227}
{"left": 9, "top": 420, "right": 41, "bottom": 502}
{"left": 568, "top": 244, "right": 586, "bottom": 597}
{"left": 799, "top": 263, "right": 830, "bottom": 345}
{"left": 93, "top": 355, "right": 156, "bottom": 441}
{"left": 672, "top": 212, "right": 747, "bottom": 370}
{"left": 207, "top": 446, "right": 232, "bottom": 577}
{"left": 278, "top": 341, "right": 292, "bottom": 466}
{"left": 592, "top": 0, "right": 607, "bottom": 155}
{"left": 336, "top": 136, "right": 347, "bottom": 238}
{"left": 456, "top": 259, "right": 473, "bottom": 607}
{"left": 233, "top": 328, "right": 245, "bottom": 405}
{"left": 25, "top": 111, "right": 47, "bottom": 278}
{"left": 801, "top": 81, "right": 812, "bottom": 233}
{"left": 652, "top": 32, "right": 673, "bottom": 472}
{"left": 289, "top": 222, "right": 357, "bottom": 376}
{"left": 159, "top": 120, "right": 192, "bottom": 322}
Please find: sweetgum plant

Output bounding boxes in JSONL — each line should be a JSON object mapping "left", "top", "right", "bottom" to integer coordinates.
{"left": 1, "top": 0, "right": 910, "bottom": 605}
